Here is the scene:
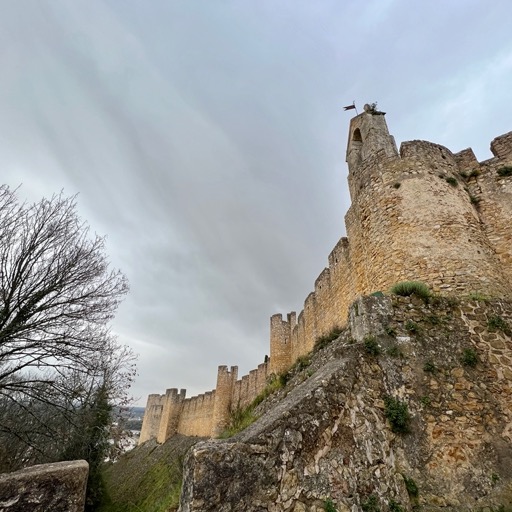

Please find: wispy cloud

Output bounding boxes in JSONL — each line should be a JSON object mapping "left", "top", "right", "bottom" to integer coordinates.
{"left": 0, "top": 0, "right": 511, "bottom": 401}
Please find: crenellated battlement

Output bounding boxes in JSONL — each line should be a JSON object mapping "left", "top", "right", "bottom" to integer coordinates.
{"left": 490, "top": 130, "right": 512, "bottom": 160}
{"left": 140, "top": 112, "right": 512, "bottom": 445}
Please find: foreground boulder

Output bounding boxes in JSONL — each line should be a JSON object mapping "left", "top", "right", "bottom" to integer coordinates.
{"left": 0, "top": 460, "right": 88, "bottom": 512}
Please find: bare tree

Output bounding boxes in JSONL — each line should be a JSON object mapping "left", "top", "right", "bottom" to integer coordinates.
{"left": 0, "top": 185, "right": 135, "bottom": 478}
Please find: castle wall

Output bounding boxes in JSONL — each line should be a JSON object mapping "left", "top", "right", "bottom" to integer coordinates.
{"left": 327, "top": 237, "right": 357, "bottom": 328}
{"left": 178, "top": 391, "right": 216, "bottom": 437}
{"left": 140, "top": 116, "right": 512, "bottom": 445}
{"left": 284, "top": 238, "right": 357, "bottom": 365}
{"left": 139, "top": 361, "right": 271, "bottom": 444}
{"left": 491, "top": 130, "right": 512, "bottom": 161}
{"left": 457, "top": 132, "right": 512, "bottom": 291}
{"left": 230, "top": 363, "right": 269, "bottom": 410}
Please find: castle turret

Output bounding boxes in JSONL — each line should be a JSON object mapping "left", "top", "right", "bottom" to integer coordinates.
{"left": 211, "top": 365, "right": 238, "bottom": 437}
{"left": 139, "top": 394, "right": 165, "bottom": 445}
{"left": 344, "top": 109, "right": 512, "bottom": 297}
{"left": 269, "top": 313, "right": 292, "bottom": 375}
{"left": 346, "top": 105, "right": 399, "bottom": 201}
{"left": 156, "top": 388, "right": 186, "bottom": 444}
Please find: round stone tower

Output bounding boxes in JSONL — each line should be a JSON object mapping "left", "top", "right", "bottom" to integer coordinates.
{"left": 344, "top": 108, "right": 511, "bottom": 297}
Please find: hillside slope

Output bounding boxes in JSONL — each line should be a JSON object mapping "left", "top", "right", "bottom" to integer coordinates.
{"left": 100, "top": 434, "right": 204, "bottom": 512}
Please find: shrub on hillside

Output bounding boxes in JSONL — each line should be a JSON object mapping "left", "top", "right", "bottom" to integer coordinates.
{"left": 364, "top": 335, "right": 380, "bottom": 356}
{"left": 314, "top": 326, "right": 343, "bottom": 351}
{"left": 384, "top": 396, "right": 411, "bottom": 434}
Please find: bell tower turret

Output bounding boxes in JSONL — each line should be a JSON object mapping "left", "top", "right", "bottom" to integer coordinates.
{"left": 346, "top": 104, "right": 398, "bottom": 200}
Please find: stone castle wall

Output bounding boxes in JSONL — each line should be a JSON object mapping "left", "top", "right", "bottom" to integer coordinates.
{"left": 268, "top": 116, "right": 512, "bottom": 375}
{"left": 139, "top": 363, "right": 270, "bottom": 442}
{"left": 140, "top": 112, "right": 512, "bottom": 445}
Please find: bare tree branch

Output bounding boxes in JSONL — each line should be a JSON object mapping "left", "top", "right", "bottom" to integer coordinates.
{"left": 0, "top": 185, "right": 136, "bottom": 475}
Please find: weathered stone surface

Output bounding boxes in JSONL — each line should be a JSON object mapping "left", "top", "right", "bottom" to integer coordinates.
{"left": 179, "top": 297, "right": 512, "bottom": 511}
{"left": 0, "top": 460, "right": 88, "bottom": 512}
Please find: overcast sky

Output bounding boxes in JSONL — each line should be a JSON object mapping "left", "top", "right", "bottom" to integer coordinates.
{"left": 1, "top": 1, "right": 511, "bottom": 405}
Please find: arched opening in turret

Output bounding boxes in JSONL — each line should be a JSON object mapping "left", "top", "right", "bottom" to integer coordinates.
{"left": 352, "top": 128, "right": 363, "bottom": 142}
{"left": 348, "top": 127, "right": 363, "bottom": 172}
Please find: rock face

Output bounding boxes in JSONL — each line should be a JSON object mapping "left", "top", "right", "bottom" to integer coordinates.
{"left": 179, "top": 296, "right": 512, "bottom": 512}
{"left": 0, "top": 460, "right": 88, "bottom": 512}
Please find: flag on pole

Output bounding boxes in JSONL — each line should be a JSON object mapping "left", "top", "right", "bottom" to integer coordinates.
{"left": 343, "top": 104, "right": 356, "bottom": 111}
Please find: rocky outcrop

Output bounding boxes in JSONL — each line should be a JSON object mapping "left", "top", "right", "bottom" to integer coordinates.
{"left": 179, "top": 296, "right": 512, "bottom": 511}
{"left": 0, "top": 460, "right": 88, "bottom": 512}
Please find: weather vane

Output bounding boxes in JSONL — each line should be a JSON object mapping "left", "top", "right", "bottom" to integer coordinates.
{"left": 343, "top": 101, "right": 358, "bottom": 114}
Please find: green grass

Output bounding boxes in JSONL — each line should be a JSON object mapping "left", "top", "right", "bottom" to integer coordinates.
{"left": 402, "top": 475, "right": 419, "bottom": 498}
{"left": 294, "top": 354, "right": 312, "bottom": 371}
{"left": 445, "top": 176, "right": 458, "bottom": 187}
{"left": 405, "top": 320, "right": 421, "bottom": 334}
{"left": 420, "top": 396, "right": 431, "bottom": 407}
{"left": 99, "top": 435, "right": 200, "bottom": 512}
{"left": 423, "top": 360, "right": 436, "bottom": 373}
{"left": 100, "top": 461, "right": 183, "bottom": 512}
{"left": 219, "top": 406, "right": 258, "bottom": 438}
{"left": 385, "top": 325, "right": 397, "bottom": 337}
{"left": 389, "top": 500, "right": 405, "bottom": 512}
{"left": 386, "top": 345, "right": 402, "bottom": 358}
{"left": 469, "top": 194, "right": 481, "bottom": 206}
{"left": 442, "top": 296, "right": 460, "bottom": 308}
{"left": 252, "top": 375, "right": 284, "bottom": 407}
{"left": 425, "top": 314, "right": 441, "bottom": 325}
{"left": 468, "top": 292, "right": 490, "bottom": 301}
{"left": 390, "top": 281, "right": 431, "bottom": 301}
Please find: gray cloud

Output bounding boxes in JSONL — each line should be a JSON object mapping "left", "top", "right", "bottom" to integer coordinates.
{"left": 1, "top": 1, "right": 511, "bottom": 401}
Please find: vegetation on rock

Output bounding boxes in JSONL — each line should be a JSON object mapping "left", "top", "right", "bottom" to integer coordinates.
{"left": 461, "top": 348, "right": 478, "bottom": 367}
{"left": 497, "top": 166, "right": 512, "bottom": 177}
{"left": 364, "top": 335, "right": 380, "bottom": 356}
{"left": 384, "top": 395, "right": 411, "bottom": 434}
{"left": 314, "top": 326, "right": 343, "bottom": 351}
{"left": 488, "top": 315, "right": 511, "bottom": 336}
{"left": 390, "top": 281, "right": 431, "bottom": 301}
